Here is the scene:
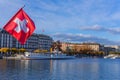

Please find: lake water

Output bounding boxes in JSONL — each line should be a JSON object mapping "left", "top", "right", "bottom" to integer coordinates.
{"left": 0, "top": 58, "right": 120, "bottom": 80}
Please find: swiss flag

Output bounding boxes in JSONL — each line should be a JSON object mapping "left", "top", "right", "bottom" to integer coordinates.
{"left": 3, "top": 8, "right": 36, "bottom": 44}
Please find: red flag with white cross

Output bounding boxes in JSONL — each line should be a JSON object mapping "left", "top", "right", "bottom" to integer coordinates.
{"left": 3, "top": 8, "right": 36, "bottom": 45}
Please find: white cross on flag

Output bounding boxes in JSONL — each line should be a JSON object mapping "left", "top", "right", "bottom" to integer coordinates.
{"left": 3, "top": 8, "right": 36, "bottom": 44}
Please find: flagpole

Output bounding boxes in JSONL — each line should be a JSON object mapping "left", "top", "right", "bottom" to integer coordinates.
{"left": 22, "top": 5, "right": 25, "bottom": 9}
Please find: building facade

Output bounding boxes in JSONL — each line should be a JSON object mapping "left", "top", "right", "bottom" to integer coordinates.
{"left": 61, "top": 42, "right": 120, "bottom": 55}
{"left": 61, "top": 42, "right": 104, "bottom": 52}
{"left": 0, "top": 29, "right": 53, "bottom": 52}
{"left": 103, "top": 45, "right": 120, "bottom": 54}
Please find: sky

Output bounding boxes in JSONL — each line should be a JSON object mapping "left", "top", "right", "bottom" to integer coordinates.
{"left": 1, "top": 0, "right": 120, "bottom": 45}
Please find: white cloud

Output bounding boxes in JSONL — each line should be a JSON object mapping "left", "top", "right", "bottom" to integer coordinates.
{"left": 1, "top": 0, "right": 120, "bottom": 44}
{"left": 52, "top": 33, "right": 120, "bottom": 45}
{"left": 80, "top": 24, "right": 120, "bottom": 35}
{"left": 80, "top": 25, "right": 102, "bottom": 30}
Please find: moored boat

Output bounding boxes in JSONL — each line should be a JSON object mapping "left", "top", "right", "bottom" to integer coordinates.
{"left": 104, "top": 54, "right": 120, "bottom": 59}
{"left": 21, "top": 52, "right": 75, "bottom": 60}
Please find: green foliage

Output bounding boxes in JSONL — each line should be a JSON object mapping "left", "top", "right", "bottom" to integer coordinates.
{"left": 109, "top": 51, "right": 120, "bottom": 55}
{"left": 51, "top": 40, "right": 62, "bottom": 52}
{"left": 19, "top": 48, "right": 26, "bottom": 53}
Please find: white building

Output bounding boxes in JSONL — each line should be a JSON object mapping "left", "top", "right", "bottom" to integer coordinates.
{"left": 104, "top": 45, "right": 120, "bottom": 52}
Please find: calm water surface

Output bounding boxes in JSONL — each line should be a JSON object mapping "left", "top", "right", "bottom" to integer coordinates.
{"left": 0, "top": 58, "right": 120, "bottom": 80}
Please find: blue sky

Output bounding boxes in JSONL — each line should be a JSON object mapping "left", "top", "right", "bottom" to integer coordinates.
{"left": 1, "top": 0, "right": 120, "bottom": 45}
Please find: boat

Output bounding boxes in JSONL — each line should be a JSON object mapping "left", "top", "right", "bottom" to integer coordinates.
{"left": 21, "top": 52, "right": 75, "bottom": 60}
{"left": 21, "top": 40, "right": 75, "bottom": 60}
{"left": 104, "top": 54, "right": 120, "bottom": 59}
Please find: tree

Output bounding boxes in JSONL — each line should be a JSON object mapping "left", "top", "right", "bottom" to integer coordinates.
{"left": 19, "top": 48, "right": 26, "bottom": 54}
{"left": 34, "top": 49, "right": 42, "bottom": 53}
{"left": 51, "top": 40, "right": 62, "bottom": 52}
{"left": 11, "top": 48, "right": 18, "bottom": 54}
{"left": 0, "top": 48, "right": 10, "bottom": 56}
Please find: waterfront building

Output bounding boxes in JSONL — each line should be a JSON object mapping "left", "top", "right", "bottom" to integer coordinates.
{"left": 103, "top": 46, "right": 115, "bottom": 55}
{"left": 0, "top": 29, "right": 53, "bottom": 52}
{"left": 80, "top": 43, "right": 103, "bottom": 51}
{"left": 61, "top": 42, "right": 120, "bottom": 55}
{"left": 104, "top": 45, "right": 120, "bottom": 52}
{"left": 61, "top": 42, "right": 103, "bottom": 52}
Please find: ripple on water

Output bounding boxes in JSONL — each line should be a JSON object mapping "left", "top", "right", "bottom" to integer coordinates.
{"left": 0, "top": 59, "right": 120, "bottom": 80}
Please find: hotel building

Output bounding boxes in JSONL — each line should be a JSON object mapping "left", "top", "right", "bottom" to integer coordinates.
{"left": 0, "top": 29, "right": 53, "bottom": 52}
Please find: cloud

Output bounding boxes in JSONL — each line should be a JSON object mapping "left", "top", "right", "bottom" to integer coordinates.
{"left": 52, "top": 33, "right": 120, "bottom": 45}
{"left": 30, "top": 0, "right": 120, "bottom": 34}
{"left": 1, "top": 0, "right": 120, "bottom": 44}
{"left": 80, "top": 25, "right": 104, "bottom": 31}
{"left": 1, "top": 0, "right": 120, "bottom": 32}
{"left": 80, "top": 24, "right": 120, "bottom": 35}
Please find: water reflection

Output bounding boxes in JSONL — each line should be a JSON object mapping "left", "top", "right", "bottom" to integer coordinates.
{"left": 0, "top": 59, "right": 120, "bottom": 80}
